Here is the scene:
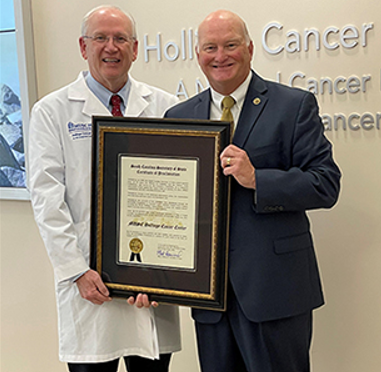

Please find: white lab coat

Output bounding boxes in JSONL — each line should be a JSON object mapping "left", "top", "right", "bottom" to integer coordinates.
{"left": 28, "top": 72, "right": 181, "bottom": 362}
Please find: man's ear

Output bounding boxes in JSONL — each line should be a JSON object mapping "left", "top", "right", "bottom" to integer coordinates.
{"left": 132, "top": 39, "right": 139, "bottom": 62}
{"left": 79, "top": 37, "right": 88, "bottom": 60}
{"left": 195, "top": 46, "right": 200, "bottom": 62}
{"left": 249, "top": 40, "right": 254, "bottom": 60}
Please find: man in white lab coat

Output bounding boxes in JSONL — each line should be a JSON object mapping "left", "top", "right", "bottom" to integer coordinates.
{"left": 28, "top": 5, "right": 181, "bottom": 372}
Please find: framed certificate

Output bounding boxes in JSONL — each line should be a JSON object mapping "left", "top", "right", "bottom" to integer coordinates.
{"left": 90, "top": 116, "right": 231, "bottom": 310}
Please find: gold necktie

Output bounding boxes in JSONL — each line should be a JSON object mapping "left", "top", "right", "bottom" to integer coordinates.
{"left": 220, "top": 96, "right": 235, "bottom": 122}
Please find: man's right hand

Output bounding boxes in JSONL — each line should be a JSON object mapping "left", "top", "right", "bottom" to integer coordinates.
{"left": 75, "top": 269, "right": 112, "bottom": 305}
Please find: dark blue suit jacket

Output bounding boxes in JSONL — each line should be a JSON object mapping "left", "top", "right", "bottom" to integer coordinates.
{"left": 165, "top": 71, "right": 341, "bottom": 324}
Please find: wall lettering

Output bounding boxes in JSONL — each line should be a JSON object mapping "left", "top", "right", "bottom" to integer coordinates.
{"left": 143, "top": 21, "right": 379, "bottom": 132}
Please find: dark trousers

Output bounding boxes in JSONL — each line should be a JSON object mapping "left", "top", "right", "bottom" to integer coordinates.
{"left": 195, "top": 285, "right": 312, "bottom": 372}
{"left": 67, "top": 353, "right": 172, "bottom": 372}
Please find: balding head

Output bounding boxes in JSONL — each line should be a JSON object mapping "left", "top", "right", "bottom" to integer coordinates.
{"left": 81, "top": 5, "right": 137, "bottom": 39}
{"left": 197, "top": 10, "right": 251, "bottom": 48}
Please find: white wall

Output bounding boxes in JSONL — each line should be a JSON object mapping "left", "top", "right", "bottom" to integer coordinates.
{"left": 1, "top": 0, "right": 380, "bottom": 371}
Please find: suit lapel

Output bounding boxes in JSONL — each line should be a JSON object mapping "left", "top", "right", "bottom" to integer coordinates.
{"left": 193, "top": 89, "right": 211, "bottom": 119}
{"left": 233, "top": 72, "right": 268, "bottom": 147}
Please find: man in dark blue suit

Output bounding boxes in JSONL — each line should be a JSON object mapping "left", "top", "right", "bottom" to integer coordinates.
{"left": 165, "top": 9, "right": 341, "bottom": 372}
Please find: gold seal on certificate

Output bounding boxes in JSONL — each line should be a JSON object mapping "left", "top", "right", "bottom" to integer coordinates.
{"left": 129, "top": 238, "right": 143, "bottom": 253}
{"left": 129, "top": 238, "right": 143, "bottom": 262}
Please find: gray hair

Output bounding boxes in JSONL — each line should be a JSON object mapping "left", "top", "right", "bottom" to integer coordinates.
{"left": 81, "top": 5, "right": 137, "bottom": 38}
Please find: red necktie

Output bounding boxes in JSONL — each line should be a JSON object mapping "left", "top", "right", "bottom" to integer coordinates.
{"left": 110, "top": 94, "right": 123, "bottom": 117}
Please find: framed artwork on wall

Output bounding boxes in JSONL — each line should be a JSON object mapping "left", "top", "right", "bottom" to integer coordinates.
{"left": 0, "top": 0, "right": 37, "bottom": 200}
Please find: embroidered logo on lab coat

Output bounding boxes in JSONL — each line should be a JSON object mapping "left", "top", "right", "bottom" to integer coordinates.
{"left": 67, "top": 122, "right": 92, "bottom": 140}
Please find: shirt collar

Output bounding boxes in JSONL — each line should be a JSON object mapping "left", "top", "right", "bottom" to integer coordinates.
{"left": 85, "top": 72, "right": 131, "bottom": 113}
{"left": 210, "top": 70, "right": 253, "bottom": 112}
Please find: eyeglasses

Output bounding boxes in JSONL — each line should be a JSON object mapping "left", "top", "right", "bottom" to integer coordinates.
{"left": 83, "top": 35, "right": 135, "bottom": 45}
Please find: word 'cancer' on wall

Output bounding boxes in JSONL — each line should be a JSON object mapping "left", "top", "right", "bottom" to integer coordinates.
{"left": 322, "top": 112, "right": 381, "bottom": 131}
{"left": 261, "top": 22, "right": 374, "bottom": 54}
{"left": 276, "top": 72, "right": 371, "bottom": 95}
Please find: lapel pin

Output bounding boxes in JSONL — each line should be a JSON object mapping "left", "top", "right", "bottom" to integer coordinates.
{"left": 253, "top": 98, "right": 261, "bottom": 105}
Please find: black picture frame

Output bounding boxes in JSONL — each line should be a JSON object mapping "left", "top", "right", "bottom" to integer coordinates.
{"left": 90, "top": 116, "right": 231, "bottom": 310}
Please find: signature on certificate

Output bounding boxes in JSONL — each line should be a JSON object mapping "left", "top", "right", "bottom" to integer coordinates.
{"left": 157, "top": 248, "right": 183, "bottom": 259}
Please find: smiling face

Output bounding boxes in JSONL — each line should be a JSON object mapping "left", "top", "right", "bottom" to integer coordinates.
{"left": 79, "top": 8, "right": 138, "bottom": 92}
{"left": 196, "top": 10, "right": 253, "bottom": 96}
